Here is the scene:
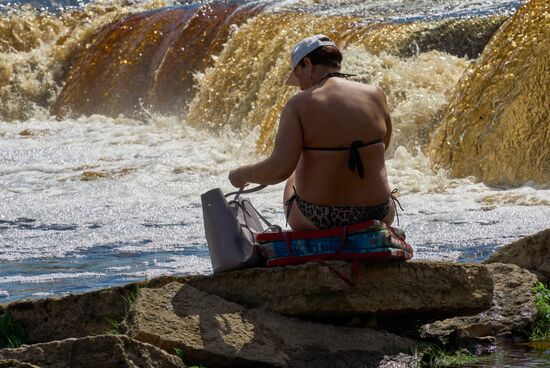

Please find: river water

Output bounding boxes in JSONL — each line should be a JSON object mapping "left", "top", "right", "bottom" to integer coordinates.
{"left": 0, "top": 1, "right": 549, "bottom": 363}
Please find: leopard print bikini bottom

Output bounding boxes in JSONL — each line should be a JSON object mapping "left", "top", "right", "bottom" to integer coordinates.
{"left": 286, "top": 190, "right": 391, "bottom": 230}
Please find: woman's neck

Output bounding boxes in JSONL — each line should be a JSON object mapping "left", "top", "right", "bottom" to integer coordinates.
{"left": 311, "top": 67, "right": 341, "bottom": 85}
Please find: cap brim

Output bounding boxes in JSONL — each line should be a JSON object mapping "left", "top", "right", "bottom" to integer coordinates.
{"left": 285, "top": 70, "right": 299, "bottom": 86}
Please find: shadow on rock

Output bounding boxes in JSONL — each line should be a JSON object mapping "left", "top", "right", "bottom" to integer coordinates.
{"left": 125, "top": 281, "right": 422, "bottom": 368}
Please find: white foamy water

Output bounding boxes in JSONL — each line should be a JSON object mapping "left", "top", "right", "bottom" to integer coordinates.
{"left": 1, "top": 115, "right": 549, "bottom": 302}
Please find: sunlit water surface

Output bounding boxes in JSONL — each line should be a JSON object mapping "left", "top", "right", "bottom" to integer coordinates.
{"left": 1, "top": 117, "right": 549, "bottom": 303}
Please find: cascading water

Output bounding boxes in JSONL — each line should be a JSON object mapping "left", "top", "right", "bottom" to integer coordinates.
{"left": 0, "top": 0, "right": 186, "bottom": 121}
{"left": 53, "top": 2, "right": 265, "bottom": 118}
{"left": 0, "top": 0, "right": 549, "bottom": 339}
{"left": 429, "top": 0, "right": 550, "bottom": 185}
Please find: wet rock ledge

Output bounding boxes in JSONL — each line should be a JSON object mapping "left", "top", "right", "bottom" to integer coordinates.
{"left": 0, "top": 229, "right": 548, "bottom": 368}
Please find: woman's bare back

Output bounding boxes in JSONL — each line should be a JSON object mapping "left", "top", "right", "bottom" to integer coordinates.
{"left": 291, "top": 77, "right": 391, "bottom": 207}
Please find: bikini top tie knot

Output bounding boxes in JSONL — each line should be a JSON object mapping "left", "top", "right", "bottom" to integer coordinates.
{"left": 348, "top": 140, "right": 365, "bottom": 179}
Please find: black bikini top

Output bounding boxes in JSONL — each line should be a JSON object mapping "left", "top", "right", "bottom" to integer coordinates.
{"left": 303, "top": 72, "right": 382, "bottom": 179}
{"left": 303, "top": 138, "right": 383, "bottom": 179}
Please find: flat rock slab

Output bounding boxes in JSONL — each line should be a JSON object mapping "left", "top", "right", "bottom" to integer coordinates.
{"left": 485, "top": 228, "right": 550, "bottom": 281}
{"left": 420, "top": 263, "right": 538, "bottom": 347}
{"left": 0, "top": 335, "right": 184, "bottom": 368}
{"left": 186, "top": 261, "right": 493, "bottom": 318}
{"left": 0, "top": 360, "right": 39, "bottom": 368}
{"left": 125, "top": 282, "right": 420, "bottom": 368}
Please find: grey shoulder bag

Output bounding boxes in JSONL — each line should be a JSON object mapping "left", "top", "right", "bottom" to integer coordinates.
{"left": 201, "top": 185, "right": 279, "bottom": 273}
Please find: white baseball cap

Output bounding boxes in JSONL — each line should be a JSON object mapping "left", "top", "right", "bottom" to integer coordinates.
{"left": 285, "top": 34, "right": 338, "bottom": 86}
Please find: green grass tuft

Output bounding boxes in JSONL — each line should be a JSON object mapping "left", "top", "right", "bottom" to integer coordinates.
{"left": 529, "top": 282, "right": 550, "bottom": 342}
{"left": 122, "top": 285, "right": 140, "bottom": 314}
{"left": 173, "top": 347, "right": 185, "bottom": 360}
{"left": 421, "top": 346, "right": 479, "bottom": 367}
{"left": 104, "top": 316, "right": 122, "bottom": 335}
{"left": 102, "top": 285, "right": 141, "bottom": 335}
{"left": 0, "top": 312, "right": 27, "bottom": 349}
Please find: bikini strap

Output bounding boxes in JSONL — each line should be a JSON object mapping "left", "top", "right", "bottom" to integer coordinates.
{"left": 390, "top": 189, "right": 404, "bottom": 227}
{"left": 284, "top": 186, "right": 298, "bottom": 227}
{"left": 303, "top": 139, "right": 382, "bottom": 179}
{"left": 302, "top": 138, "right": 382, "bottom": 151}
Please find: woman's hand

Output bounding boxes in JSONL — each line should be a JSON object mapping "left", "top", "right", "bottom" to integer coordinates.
{"left": 228, "top": 167, "right": 248, "bottom": 188}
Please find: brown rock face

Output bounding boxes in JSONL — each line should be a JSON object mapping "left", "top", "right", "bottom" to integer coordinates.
{"left": 186, "top": 261, "right": 493, "bottom": 318}
{"left": 485, "top": 228, "right": 550, "bottom": 281}
{"left": 0, "top": 335, "right": 184, "bottom": 368}
{"left": 420, "top": 263, "right": 538, "bottom": 347}
{"left": 126, "top": 282, "right": 420, "bottom": 368}
{"left": 0, "top": 283, "right": 138, "bottom": 344}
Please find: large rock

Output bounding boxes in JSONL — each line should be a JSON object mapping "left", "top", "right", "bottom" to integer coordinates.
{"left": 0, "top": 283, "right": 140, "bottom": 344}
{"left": 125, "top": 281, "right": 421, "bottom": 368}
{"left": 186, "top": 261, "right": 493, "bottom": 318}
{"left": 420, "top": 263, "right": 538, "bottom": 349}
{"left": 0, "top": 261, "right": 493, "bottom": 346}
{"left": 485, "top": 229, "right": 550, "bottom": 281}
{"left": 0, "top": 335, "right": 184, "bottom": 368}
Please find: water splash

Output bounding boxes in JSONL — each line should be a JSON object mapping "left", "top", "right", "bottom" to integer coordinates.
{"left": 186, "top": 14, "right": 474, "bottom": 155}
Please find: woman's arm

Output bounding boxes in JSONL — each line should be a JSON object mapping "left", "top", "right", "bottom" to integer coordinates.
{"left": 229, "top": 100, "right": 303, "bottom": 188}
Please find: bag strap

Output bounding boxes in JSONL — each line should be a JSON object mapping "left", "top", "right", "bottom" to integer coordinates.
{"left": 241, "top": 199, "right": 282, "bottom": 232}
{"left": 226, "top": 184, "right": 282, "bottom": 232}
{"left": 225, "top": 184, "right": 267, "bottom": 199}
{"left": 227, "top": 198, "right": 282, "bottom": 232}
{"left": 227, "top": 199, "right": 262, "bottom": 244}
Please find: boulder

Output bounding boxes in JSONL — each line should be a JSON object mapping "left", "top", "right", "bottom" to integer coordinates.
{"left": 0, "top": 335, "right": 184, "bottom": 368}
{"left": 186, "top": 261, "right": 493, "bottom": 318}
{"left": 420, "top": 263, "right": 538, "bottom": 349}
{"left": 0, "top": 283, "right": 140, "bottom": 344}
{"left": 125, "top": 281, "right": 421, "bottom": 368}
{"left": 485, "top": 228, "right": 550, "bottom": 281}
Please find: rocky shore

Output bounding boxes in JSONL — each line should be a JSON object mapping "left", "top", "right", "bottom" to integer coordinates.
{"left": 0, "top": 229, "right": 548, "bottom": 367}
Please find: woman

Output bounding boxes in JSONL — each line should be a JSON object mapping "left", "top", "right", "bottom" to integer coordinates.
{"left": 229, "top": 34, "right": 395, "bottom": 230}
